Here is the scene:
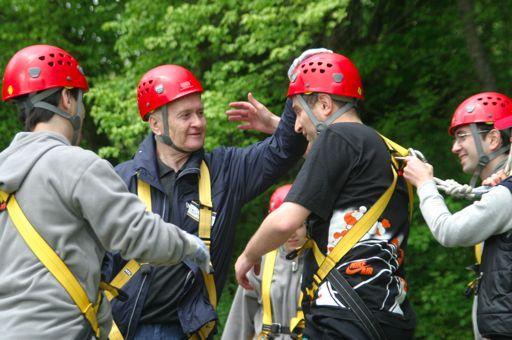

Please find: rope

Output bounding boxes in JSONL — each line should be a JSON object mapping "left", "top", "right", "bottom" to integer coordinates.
{"left": 407, "top": 148, "right": 491, "bottom": 200}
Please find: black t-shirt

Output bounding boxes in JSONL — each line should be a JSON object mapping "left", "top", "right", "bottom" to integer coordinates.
{"left": 286, "top": 122, "right": 415, "bottom": 329}
{"left": 139, "top": 158, "right": 187, "bottom": 324}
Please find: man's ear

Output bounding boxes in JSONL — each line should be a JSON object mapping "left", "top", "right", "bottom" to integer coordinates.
{"left": 148, "top": 112, "right": 162, "bottom": 136}
{"left": 59, "top": 88, "right": 73, "bottom": 112}
{"left": 316, "top": 93, "right": 334, "bottom": 118}
{"left": 487, "top": 129, "right": 503, "bottom": 151}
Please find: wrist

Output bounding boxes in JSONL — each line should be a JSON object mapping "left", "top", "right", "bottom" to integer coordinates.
{"left": 243, "top": 249, "right": 259, "bottom": 264}
{"left": 265, "top": 115, "right": 280, "bottom": 134}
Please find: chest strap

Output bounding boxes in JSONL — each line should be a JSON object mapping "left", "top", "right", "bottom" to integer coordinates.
{"left": 0, "top": 191, "right": 103, "bottom": 338}
{"left": 108, "top": 160, "right": 216, "bottom": 340}
{"left": 259, "top": 249, "right": 305, "bottom": 339}
{"left": 297, "top": 134, "right": 412, "bottom": 340}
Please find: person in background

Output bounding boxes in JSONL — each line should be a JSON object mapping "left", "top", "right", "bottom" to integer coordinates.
{"left": 222, "top": 184, "right": 307, "bottom": 340}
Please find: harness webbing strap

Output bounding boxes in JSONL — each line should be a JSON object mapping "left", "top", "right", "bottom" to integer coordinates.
{"left": 289, "top": 291, "right": 305, "bottom": 335}
{"left": 327, "top": 270, "right": 386, "bottom": 339}
{"left": 110, "top": 161, "right": 216, "bottom": 340}
{"left": 107, "top": 182, "right": 149, "bottom": 340}
{"left": 261, "top": 249, "right": 278, "bottom": 335}
{"left": 198, "top": 161, "right": 217, "bottom": 312}
{"left": 0, "top": 191, "right": 101, "bottom": 338}
{"left": 315, "top": 167, "right": 398, "bottom": 284}
{"left": 137, "top": 178, "right": 152, "bottom": 212}
{"left": 299, "top": 134, "right": 411, "bottom": 340}
{"left": 475, "top": 243, "right": 483, "bottom": 264}
{"left": 105, "top": 260, "right": 141, "bottom": 302}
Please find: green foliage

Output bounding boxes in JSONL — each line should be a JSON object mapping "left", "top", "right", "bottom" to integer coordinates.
{"left": 0, "top": 0, "right": 123, "bottom": 152}
{"left": 2, "top": 0, "right": 511, "bottom": 338}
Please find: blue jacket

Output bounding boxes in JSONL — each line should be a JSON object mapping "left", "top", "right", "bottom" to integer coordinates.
{"left": 102, "top": 100, "right": 306, "bottom": 339}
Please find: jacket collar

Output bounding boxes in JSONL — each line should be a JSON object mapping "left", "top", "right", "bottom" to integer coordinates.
{"left": 132, "top": 133, "right": 204, "bottom": 190}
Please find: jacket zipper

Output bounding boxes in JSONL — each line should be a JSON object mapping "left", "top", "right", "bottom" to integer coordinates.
{"left": 126, "top": 269, "right": 149, "bottom": 339}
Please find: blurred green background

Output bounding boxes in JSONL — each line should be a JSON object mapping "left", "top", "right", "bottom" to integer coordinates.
{"left": 2, "top": 1, "right": 511, "bottom": 338}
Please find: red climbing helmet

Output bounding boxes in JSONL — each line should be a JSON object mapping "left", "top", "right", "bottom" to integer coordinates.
{"left": 137, "top": 65, "right": 203, "bottom": 120}
{"left": 269, "top": 184, "right": 292, "bottom": 213}
{"left": 449, "top": 92, "right": 512, "bottom": 135}
{"left": 2, "top": 44, "right": 88, "bottom": 101}
{"left": 287, "top": 52, "right": 363, "bottom": 100}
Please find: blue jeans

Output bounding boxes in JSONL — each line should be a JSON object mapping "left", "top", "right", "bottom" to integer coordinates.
{"left": 133, "top": 323, "right": 186, "bottom": 340}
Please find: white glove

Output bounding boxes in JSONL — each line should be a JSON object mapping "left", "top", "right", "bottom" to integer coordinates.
{"left": 287, "top": 48, "right": 333, "bottom": 80}
{"left": 184, "top": 233, "right": 212, "bottom": 273}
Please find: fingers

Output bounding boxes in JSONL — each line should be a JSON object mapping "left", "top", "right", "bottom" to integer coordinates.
{"left": 236, "top": 268, "right": 254, "bottom": 290}
{"left": 482, "top": 171, "right": 505, "bottom": 187}
{"left": 253, "top": 262, "right": 261, "bottom": 276}
{"left": 247, "top": 92, "right": 263, "bottom": 109}
{"left": 237, "top": 124, "right": 252, "bottom": 130}
{"left": 227, "top": 102, "right": 254, "bottom": 111}
{"left": 226, "top": 113, "right": 247, "bottom": 122}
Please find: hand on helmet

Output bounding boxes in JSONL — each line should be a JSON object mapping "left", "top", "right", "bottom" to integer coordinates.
{"left": 225, "top": 92, "right": 280, "bottom": 134}
{"left": 184, "top": 233, "right": 212, "bottom": 273}
{"left": 287, "top": 48, "right": 333, "bottom": 80}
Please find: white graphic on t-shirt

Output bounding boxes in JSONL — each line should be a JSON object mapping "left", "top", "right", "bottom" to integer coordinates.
{"left": 315, "top": 207, "right": 408, "bottom": 316}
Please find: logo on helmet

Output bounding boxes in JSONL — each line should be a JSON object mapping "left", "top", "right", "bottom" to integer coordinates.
{"left": 180, "top": 81, "right": 192, "bottom": 91}
{"left": 7, "top": 85, "right": 13, "bottom": 96}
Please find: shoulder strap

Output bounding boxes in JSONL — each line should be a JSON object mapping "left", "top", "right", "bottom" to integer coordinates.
{"left": 137, "top": 178, "right": 152, "bottom": 212}
{"left": 133, "top": 163, "right": 217, "bottom": 340}
{"left": 105, "top": 176, "right": 153, "bottom": 340}
{"left": 197, "top": 160, "right": 217, "bottom": 311}
{"left": 0, "top": 191, "right": 101, "bottom": 338}
{"left": 378, "top": 133, "right": 414, "bottom": 221}
{"left": 260, "top": 249, "right": 278, "bottom": 336}
{"left": 313, "top": 166, "right": 398, "bottom": 286}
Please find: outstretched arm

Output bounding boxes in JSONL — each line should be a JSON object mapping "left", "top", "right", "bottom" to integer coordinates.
{"left": 226, "top": 92, "right": 280, "bottom": 134}
{"left": 235, "top": 202, "right": 309, "bottom": 290}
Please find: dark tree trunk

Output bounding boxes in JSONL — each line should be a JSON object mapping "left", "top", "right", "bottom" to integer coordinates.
{"left": 457, "top": 0, "right": 497, "bottom": 90}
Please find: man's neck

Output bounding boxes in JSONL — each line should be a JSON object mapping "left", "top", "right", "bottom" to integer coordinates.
{"left": 480, "top": 154, "right": 508, "bottom": 181}
{"left": 156, "top": 141, "right": 191, "bottom": 172}
{"left": 331, "top": 108, "right": 362, "bottom": 124}
{"left": 33, "top": 118, "right": 72, "bottom": 143}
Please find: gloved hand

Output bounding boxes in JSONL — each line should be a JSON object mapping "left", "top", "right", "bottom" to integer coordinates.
{"left": 287, "top": 48, "right": 333, "bottom": 80}
{"left": 184, "top": 233, "right": 212, "bottom": 273}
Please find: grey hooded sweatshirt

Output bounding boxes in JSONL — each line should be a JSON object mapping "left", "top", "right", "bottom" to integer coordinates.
{"left": 221, "top": 247, "right": 304, "bottom": 340}
{"left": 0, "top": 132, "right": 200, "bottom": 339}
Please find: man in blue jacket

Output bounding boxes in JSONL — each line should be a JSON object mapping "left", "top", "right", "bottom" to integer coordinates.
{"left": 103, "top": 64, "right": 306, "bottom": 339}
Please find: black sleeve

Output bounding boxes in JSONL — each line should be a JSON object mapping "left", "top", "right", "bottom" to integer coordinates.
{"left": 285, "top": 127, "right": 357, "bottom": 221}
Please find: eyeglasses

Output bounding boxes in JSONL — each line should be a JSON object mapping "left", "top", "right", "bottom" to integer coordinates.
{"left": 453, "top": 130, "right": 491, "bottom": 144}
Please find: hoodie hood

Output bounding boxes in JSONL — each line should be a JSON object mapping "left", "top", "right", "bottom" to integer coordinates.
{"left": 0, "top": 131, "right": 69, "bottom": 193}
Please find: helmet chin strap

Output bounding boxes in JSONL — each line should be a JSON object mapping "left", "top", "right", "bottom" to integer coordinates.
{"left": 469, "top": 123, "right": 510, "bottom": 187}
{"left": 19, "top": 88, "right": 84, "bottom": 145}
{"left": 156, "top": 105, "right": 192, "bottom": 154}
{"left": 297, "top": 95, "right": 354, "bottom": 134}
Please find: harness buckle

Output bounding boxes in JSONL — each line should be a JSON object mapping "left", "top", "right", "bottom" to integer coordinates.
{"left": 263, "top": 323, "right": 289, "bottom": 335}
{"left": 286, "top": 248, "right": 300, "bottom": 260}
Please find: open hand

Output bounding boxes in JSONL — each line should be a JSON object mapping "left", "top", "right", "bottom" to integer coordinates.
{"left": 225, "top": 93, "right": 280, "bottom": 134}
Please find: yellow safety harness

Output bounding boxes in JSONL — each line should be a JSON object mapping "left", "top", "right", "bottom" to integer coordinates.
{"left": 475, "top": 243, "right": 482, "bottom": 264}
{"left": 289, "top": 134, "right": 413, "bottom": 339}
{"left": 107, "top": 160, "right": 216, "bottom": 340}
{"left": 0, "top": 191, "right": 120, "bottom": 339}
{"left": 258, "top": 249, "right": 305, "bottom": 339}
